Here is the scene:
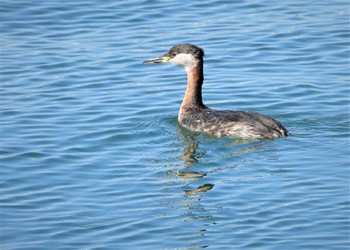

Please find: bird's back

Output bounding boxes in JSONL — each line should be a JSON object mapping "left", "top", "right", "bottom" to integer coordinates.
{"left": 179, "top": 107, "right": 288, "bottom": 140}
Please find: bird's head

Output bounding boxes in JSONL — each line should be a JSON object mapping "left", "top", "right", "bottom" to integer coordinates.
{"left": 143, "top": 43, "right": 204, "bottom": 71}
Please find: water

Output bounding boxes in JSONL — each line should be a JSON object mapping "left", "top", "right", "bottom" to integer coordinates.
{"left": 1, "top": 0, "right": 349, "bottom": 249}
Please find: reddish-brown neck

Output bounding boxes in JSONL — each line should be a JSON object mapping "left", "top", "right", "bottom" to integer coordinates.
{"left": 181, "top": 60, "right": 205, "bottom": 109}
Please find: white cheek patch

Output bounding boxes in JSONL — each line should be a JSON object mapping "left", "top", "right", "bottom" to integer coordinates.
{"left": 169, "top": 53, "right": 198, "bottom": 71}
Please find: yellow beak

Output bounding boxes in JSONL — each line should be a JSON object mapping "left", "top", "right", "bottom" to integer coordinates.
{"left": 143, "top": 56, "right": 170, "bottom": 64}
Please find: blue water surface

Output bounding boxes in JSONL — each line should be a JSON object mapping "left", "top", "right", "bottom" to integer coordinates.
{"left": 1, "top": 0, "right": 349, "bottom": 249}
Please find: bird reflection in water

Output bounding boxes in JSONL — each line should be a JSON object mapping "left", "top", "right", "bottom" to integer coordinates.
{"left": 176, "top": 125, "right": 264, "bottom": 195}
{"left": 162, "top": 128, "right": 265, "bottom": 249}
{"left": 175, "top": 126, "right": 213, "bottom": 195}
{"left": 184, "top": 184, "right": 214, "bottom": 195}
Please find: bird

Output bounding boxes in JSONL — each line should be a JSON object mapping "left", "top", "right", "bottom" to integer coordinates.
{"left": 143, "top": 43, "right": 288, "bottom": 140}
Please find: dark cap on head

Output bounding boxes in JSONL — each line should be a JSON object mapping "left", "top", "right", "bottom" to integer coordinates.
{"left": 166, "top": 44, "right": 205, "bottom": 59}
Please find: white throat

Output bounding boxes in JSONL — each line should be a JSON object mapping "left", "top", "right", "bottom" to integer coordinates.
{"left": 169, "top": 53, "right": 199, "bottom": 72}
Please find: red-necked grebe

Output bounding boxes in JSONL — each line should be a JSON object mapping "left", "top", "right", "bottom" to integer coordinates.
{"left": 143, "top": 43, "right": 288, "bottom": 140}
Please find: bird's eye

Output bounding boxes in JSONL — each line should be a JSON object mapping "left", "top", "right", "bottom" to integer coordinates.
{"left": 171, "top": 53, "right": 176, "bottom": 57}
